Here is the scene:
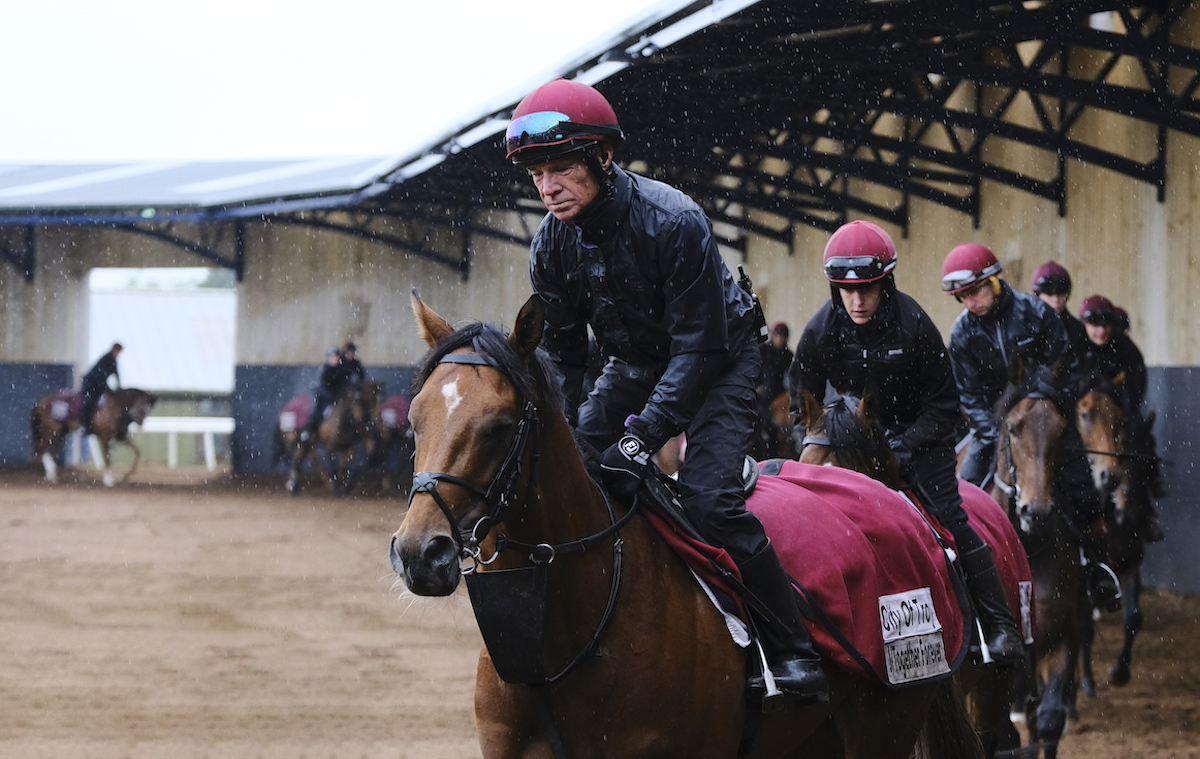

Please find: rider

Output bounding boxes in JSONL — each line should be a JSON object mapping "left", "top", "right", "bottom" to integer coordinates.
{"left": 759, "top": 322, "right": 793, "bottom": 403}
{"left": 790, "top": 220, "right": 1024, "bottom": 665}
{"left": 79, "top": 342, "right": 123, "bottom": 436}
{"left": 301, "top": 346, "right": 344, "bottom": 441}
{"left": 507, "top": 78, "right": 827, "bottom": 705}
{"left": 941, "top": 244, "right": 1122, "bottom": 611}
{"left": 337, "top": 341, "right": 367, "bottom": 390}
{"left": 1078, "top": 295, "right": 1165, "bottom": 542}
{"left": 1031, "top": 260, "right": 1089, "bottom": 357}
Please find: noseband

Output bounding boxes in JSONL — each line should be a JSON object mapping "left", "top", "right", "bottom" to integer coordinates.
{"left": 408, "top": 351, "right": 539, "bottom": 566}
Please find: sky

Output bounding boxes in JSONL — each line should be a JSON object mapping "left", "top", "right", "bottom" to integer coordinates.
{"left": 1, "top": 0, "right": 667, "bottom": 164}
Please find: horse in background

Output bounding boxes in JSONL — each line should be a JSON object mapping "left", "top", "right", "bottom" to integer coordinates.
{"left": 31, "top": 387, "right": 158, "bottom": 486}
{"left": 368, "top": 393, "right": 415, "bottom": 492}
{"left": 795, "top": 387, "right": 1030, "bottom": 757}
{"left": 749, "top": 388, "right": 799, "bottom": 461}
{"left": 281, "top": 381, "right": 382, "bottom": 495}
{"left": 391, "top": 294, "right": 984, "bottom": 759}
{"left": 987, "top": 357, "right": 1081, "bottom": 758}
{"left": 1078, "top": 402, "right": 1159, "bottom": 698}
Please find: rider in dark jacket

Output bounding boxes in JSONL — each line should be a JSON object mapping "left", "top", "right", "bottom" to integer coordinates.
{"left": 791, "top": 221, "right": 1023, "bottom": 665}
{"left": 303, "top": 347, "right": 343, "bottom": 439}
{"left": 80, "top": 343, "right": 123, "bottom": 435}
{"left": 1031, "top": 260, "right": 1090, "bottom": 359}
{"left": 943, "top": 244, "right": 1121, "bottom": 611}
{"left": 511, "top": 78, "right": 827, "bottom": 705}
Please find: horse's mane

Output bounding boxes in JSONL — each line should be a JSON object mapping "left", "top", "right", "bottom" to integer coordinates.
{"left": 995, "top": 362, "right": 1068, "bottom": 417}
{"left": 412, "top": 320, "right": 566, "bottom": 418}
{"left": 1076, "top": 367, "right": 1118, "bottom": 399}
{"left": 819, "top": 395, "right": 881, "bottom": 452}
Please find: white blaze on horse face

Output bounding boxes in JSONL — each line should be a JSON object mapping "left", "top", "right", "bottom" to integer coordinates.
{"left": 441, "top": 379, "right": 462, "bottom": 416}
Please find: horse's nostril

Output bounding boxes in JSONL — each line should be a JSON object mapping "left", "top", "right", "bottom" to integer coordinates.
{"left": 424, "top": 534, "right": 460, "bottom": 569}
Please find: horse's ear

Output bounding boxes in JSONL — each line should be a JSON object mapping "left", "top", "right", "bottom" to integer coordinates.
{"left": 858, "top": 387, "right": 879, "bottom": 428}
{"left": 411, "top": 289, "right": 454, "bottom": 348}
{"left": 1145, "top": 409, "right": 1156, "bottom": 428}
{"left": 798, "top": 388, "right": 822, "bottom": 432}
{"left": 1007, "top": 353, "right": 1025, "bottom": 386}
{"left": 1113, "top": 371, "right": 1126, "bottom": 388}
{"left": 1051, "top": 357, "right": 1071, "bottom": 386}
{"left": 510, "top": 294, "right": 545, "bottom": 358}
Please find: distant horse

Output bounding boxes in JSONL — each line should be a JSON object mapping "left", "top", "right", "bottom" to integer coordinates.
{"left": 31, "top": 387, "right": 158, "bottom": 486}
{"left": 390, "top": 294, "right": 983, "bottom": 759}
{"left": 369, "top": 393, "right": 415, "bottom": 492}
{"left": 749, "top": 388, "right": 799, "bottom": 461}
{"left": 1075, "top": 373, "right": 1127, "bottom": 497}
{"left": 281, "top": 381, "right": 382, "bottom": 494}
{"left": 987, "top": 357, "right": 1080, "bottom": 758}
{"left": 1078, "top": 403, "right": 1158, "bottom": 697}
{"left": 795, "top": 387, "right": 1031, "bottom": 757}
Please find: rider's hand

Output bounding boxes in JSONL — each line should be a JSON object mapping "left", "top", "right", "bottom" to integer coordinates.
{"left": 889, "top": 436, "right": 914, "bottom": 474}
{"left": 600, "top": 433, "right": 652, "bottom": 502}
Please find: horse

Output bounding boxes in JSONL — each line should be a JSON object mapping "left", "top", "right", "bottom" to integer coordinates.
{"left": 390, "top": 293, "right": 984, "bottom": 759}
{"left": 281, "top": 381, "right": 382, "bottom": 495}
{"left": 794, "top": 387, "right": 1031, "bottom": 757}
{"left": 1078, "top": 402, "right": 1157, "bottom": 698}
{"left": 986, "top": 357, "right": 1081, "bottom": 758}
{"left": 369, "top": 393, "right": 416, "bottom": 492}
{"left": 31, "top": 387, "right": 158, "bottom": 486}
{"left": 749, "top": 388, "right": 799, "bottom": 461}
{"left": 1075, "top": 373, "right": 1127, "bottom": 498}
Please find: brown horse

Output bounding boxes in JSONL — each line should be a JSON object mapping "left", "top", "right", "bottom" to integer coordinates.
{"left": 988, "top": 358, "right": 1080, "bottom": 759}
{"left": 31, "top": 387, "right": 158, "bottom": 486}
{"left": 282, "top": 381, "right": 382, "bottom": 495}
{"left": 1076, "top": 374, "right": 1126, "bottom": 497}
{"left": 794, "top": 387, "right": 1030, "bottom": 757}
{"left": 749, "top": 388, "right": 800, "bottom": 461}
{"left": 1078, "top": 398, "right": 1157, "bottom": 698}
{"left": 390, "top": 294, "right": 983, "bottom": 759}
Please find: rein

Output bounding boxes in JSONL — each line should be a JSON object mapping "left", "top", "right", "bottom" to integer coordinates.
{"left": 410, "top": 348, "right": 633, "bottom": 690}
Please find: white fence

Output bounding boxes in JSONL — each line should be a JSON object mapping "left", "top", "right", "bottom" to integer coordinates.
{"left": 129, "top": 416, "right": 235, "bottom": 471}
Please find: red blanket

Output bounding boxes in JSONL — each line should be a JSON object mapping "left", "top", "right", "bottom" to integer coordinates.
{"left": 47, "top": 389, "right": 82, "bottom": 422}
{"left": 279, "top": 395, "right": 312, "bottom": 432}
{"left": 380, "top": 395, "right": 412, "bottom": 430}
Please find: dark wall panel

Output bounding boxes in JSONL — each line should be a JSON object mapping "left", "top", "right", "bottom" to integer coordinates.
{"left": 0, "top": 363, "right": 74, "bottom": 466}
{"left": 232, "top": 364, "right": 415, "bottom": 474}
{"left": 1142, "top": 367, "right": 1200, "bottom": 594}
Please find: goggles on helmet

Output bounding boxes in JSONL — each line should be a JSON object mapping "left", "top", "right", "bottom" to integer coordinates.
{"left": 824, "top": 255, "right": 893, "bottom": 283}
{"left": 504, "top": 111, "right": 620, "bottom": 160}
{"left": 1033, "top": 273, "right": 1071, "bottom": 295}
{"left": 941, "top": 269, "right": 986, "bottom": 293}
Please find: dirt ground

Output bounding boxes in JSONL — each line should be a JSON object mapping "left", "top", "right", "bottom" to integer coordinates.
{"left": 1, "top": 465, "right": 1197, "bottom": 759}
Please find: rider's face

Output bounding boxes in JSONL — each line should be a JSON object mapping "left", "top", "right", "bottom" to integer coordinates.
{"left": 527, "top": 148, "right": 611, "bottom": 222}
{"left": 1038, "top": 292, "right": 1068, "bottom": 315}
{"left": 839, "top": 283, "right": 883, "bottom": 325}
{"left": 959, "top": 281, "right": 997, "bottom": 317}
{"left": 1086, "top": 322, "right": 1113, "bottom": 346}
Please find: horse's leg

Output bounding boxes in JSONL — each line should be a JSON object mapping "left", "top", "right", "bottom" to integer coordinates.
{"left": 964, "top": 663, "right": 1018, "bottom": 756}
{"left": 1110, "top": 570, "right": 1142, "bottom": 686}
{"left": 120, "top": 437, "right": 142, "bottom": 483}
{"left": 1034, "top": 644, "right": 1074, "bottom": 757}
{"left": 1077, "top": 598, "right": 1097, "bottom": 700}
{"left": 286, "top": 442, "right": 308, "bottom": 494}
{"left": 100, "top": 439, "right": 116, "bottom": 487}
{"left": 832, "top": 680, "right": 946, "bottom": 759}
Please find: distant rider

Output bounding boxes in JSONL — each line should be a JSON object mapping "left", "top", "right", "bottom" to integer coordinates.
{"left": 507, "top": 77, "right": 827, "bottom": 705}
{"left": 941, "top": 244, "right": 1121, "bottom": 611}
{"left": 1030, "top": 260, "right": 1090, "bottom": 357}
{"left": 302, "top": 347, "right": 343, "bottom": 441}
{"left": 791, "top": 221, "right": 1023, "bottom": 664}
{"left": 80, "top": 342, "right": 123, "bottom": 436}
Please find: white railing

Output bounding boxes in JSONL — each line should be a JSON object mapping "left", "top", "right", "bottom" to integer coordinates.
{"left": 128, "top": 416, "right": 235, "bottom": 471}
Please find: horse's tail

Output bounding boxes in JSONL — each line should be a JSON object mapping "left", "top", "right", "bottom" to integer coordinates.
{"left": 913, "top": 676, "right": 986, "bottom": 759}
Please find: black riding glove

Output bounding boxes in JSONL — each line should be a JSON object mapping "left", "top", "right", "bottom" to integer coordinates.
{"left": 600, "top": 433, "right": 652, "bottom": 503}
{"left": 888, "top": 436, "right": 915, "bottom": 476}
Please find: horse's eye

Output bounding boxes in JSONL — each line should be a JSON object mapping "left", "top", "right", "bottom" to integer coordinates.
{"left": 485, "top": 418, "right": 516, "bottom": 440}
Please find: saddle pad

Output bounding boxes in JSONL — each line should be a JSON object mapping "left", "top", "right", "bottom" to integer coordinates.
{"left": 48, "top": 390, "right": 82, "bottom": 422}
{"left": 380, "top": 395, "right": 412, "bottom": 430}
{"left": 958, "top": 480, "right": 1036, "bottom": 645}
{"left": 750, "top": 461, "right": 968, "bottom": 687}
{"left": 279, "top": 396, "right": 312, "bottom": 432}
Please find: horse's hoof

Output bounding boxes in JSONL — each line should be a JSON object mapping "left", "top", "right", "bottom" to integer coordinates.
{"left": 102, "top": 473, "right": 116, "bottom": 488}
{"left": 1110, "top": 664, "right": 1131, "bottom": 687}
{"left": 286, "top": 477, "right": 300, "bottom": 495}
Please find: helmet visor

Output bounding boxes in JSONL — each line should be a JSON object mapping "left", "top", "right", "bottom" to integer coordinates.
{"left": 824, "top": 255, "right": 891, "bottom": 283}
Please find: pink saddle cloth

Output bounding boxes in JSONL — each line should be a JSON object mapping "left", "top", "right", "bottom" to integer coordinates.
{"left": 646, "top": 460, "right": 972, "bottom": 687}
{"left": 380, "top": 395, "right": 412, "bottom": 430}
{"left": 47, "top": 390, "right": 82, "bottom": 422}
{"left": 278, "top": 396, "right": 313, "bottom": 432}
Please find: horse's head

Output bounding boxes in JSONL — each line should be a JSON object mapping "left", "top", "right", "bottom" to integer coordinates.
{"left": 1076, "top": 372, "right": 1125, "bottom": 495}
{"left": 1113, "top": 410, "right": 1156, "bottom": 529}
{"left": 391, "top": 292, "right": 550, "bottom": 597}
{"left": 997, "top": 358, "right": 1069, "bottom": 531}
{"left": 123, "top": 390, "right": 158, "bottom": 425}
{"left": 797, "top": 386, "right": 901, "bottom": 487}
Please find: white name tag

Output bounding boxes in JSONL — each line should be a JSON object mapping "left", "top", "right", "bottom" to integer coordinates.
{"left": 879, "top": 587, "right": 950, "bottom": 684}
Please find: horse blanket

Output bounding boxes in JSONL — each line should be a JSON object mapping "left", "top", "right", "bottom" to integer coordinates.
{"left": 278, "top": 396, "right": 313, "bottom": 432}
{"left": 646, "top": 460, "right": 970, "bottom": 688}
{"left": 380, "top": 395, "right": 412, "bottom": 430}
{"left": 47, "top": 390, "right": 82, "bottom": 422}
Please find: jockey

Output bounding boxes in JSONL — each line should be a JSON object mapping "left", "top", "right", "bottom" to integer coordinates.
{"left": 1078, "top": 295, "right": 1165, "bottom": 542}
{"left": 79, "top": 342, "right": 123, "bottom": 436}
{"left": 790, "top": 221, "right": 1023, "bottom": 665}
{"left": 942, "top": 244, "right": 1122, "bottom": 611}
{"left": 302, "top": 346, "right": 344, "bottom": 440}
{"left": 336, "top": 341, "right": 367, "bottom": 390}
{"left": 508, "top": 78, "right": 827, "bottom": 705}
{"left": 759, "top": 322, "right": 793, "bottom": 403}
{"left": 1031, "top": 260, "right": 1090, "bottom": 357}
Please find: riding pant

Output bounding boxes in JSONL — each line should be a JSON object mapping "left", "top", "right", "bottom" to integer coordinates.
{"left": 577, "top": 341, "right": 767, "bottom": 563}
{"left": 906, "top": 447, "right": 984, "bottom": 554}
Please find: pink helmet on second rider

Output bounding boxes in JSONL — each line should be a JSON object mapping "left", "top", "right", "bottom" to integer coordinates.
{"left": 822, "top": 221, "right": 897, "bottom": 285}
{"left": 504, "top": 79, "right": 625, "bottom": 168}
{"left": 941, "top": 243, "right": 1003, "bottom": 295}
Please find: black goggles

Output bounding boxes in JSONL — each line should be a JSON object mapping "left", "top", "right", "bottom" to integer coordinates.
{"left": 823, "top": 256, "right": 890, "bottom": 282}
{"left": 1033, "top": 274, "right": 1071, "bottom": 295}
{"left": 504, "top": 111, "right": 620, "bottom": 158}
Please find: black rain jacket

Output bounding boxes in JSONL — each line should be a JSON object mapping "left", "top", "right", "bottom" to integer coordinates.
{"left": 530, "top": 165, "right": 755, "bottom": 448}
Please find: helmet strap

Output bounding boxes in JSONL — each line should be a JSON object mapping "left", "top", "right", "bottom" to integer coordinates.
{"left": 582, "top": 144, "right": 617, "bottom": 200}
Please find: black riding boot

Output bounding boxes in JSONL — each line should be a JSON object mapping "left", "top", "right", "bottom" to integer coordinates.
{"left": 960, "top": 544, "right": 1026, "bottom": 667}
{"left": 739, "top": 541, "right": 829, "bottom": 707}
{"left": 1085, "top": 528, "right": 1122, "bottom": 613}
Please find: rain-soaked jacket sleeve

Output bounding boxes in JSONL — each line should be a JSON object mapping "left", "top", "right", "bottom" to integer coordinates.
{"left": 530, "top": 239, "right": 589, "bottom": 417}
{"left": 948, "top": 320, "right": 998, "bottom": 443}
{"left": 896, "top": 309, "right": 961, "bottom": 453}
{"left": 630, "top": 210, "right": 740, "bottom": 449}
